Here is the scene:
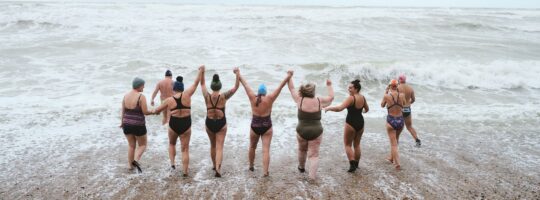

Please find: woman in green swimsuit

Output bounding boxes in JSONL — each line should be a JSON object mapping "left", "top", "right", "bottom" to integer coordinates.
{"left": 286, "top": 70, "right": 334, "bottom": 180}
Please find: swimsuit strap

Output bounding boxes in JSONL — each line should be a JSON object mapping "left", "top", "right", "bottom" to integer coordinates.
{"left": 209, "top": 94, "right": 220, "bottom": 109}
{"left": 300, "top": 97, "right": 305, "bottom": 110}
{"left": 317, "top": 97, "right": 321, "bottom": 111}
{"left": 136, "top": 94, "right": 142, "bottom": 108}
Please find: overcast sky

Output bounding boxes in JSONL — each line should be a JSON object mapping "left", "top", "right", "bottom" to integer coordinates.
{"left": 4, "top": 0, "right": 540, "bottom": 8}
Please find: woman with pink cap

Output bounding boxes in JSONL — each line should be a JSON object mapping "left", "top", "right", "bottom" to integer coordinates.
{"left": 381, "top": 79, "right": 406, "bottom": 170}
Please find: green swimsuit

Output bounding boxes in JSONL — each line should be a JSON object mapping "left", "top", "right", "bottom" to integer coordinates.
{"left": 296, "top": 97, "right": 323, "bottom": 140}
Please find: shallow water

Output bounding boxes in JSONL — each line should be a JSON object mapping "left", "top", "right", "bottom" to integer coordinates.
{"left": 1, "top": 2, "right": 539, "bottom": 199}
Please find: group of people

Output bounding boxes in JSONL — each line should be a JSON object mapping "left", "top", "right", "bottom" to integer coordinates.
{"left": 119, "top": 66, "right": 421, "bottom": 179}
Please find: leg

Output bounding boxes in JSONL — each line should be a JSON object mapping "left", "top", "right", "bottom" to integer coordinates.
{"left": 168, "top": 128, "right": 179, "bottom": 167}
{"left": 296, "top": 134, "right": 308, "bottom": 172}
{"left": 261, "top": 128, "right": 273, "bottom": 176}
{"left": 134, "top": 135, "right": 147, "bottom": 162}
{"left": 214, "top": 126, "right": 228, "bottom": 176}
{"left": 162, "top": 109, "right": 169, "bottom": 125}
{"left": 386, "top": 124, "right": 400, "bottom": 170}
{"left": 179, "top": 128, "right": 192, "bottom": 176}
{"left": 405, "top": 116, "right": 421, "bottom": 146}
{"left": 343, "top": 124, "right": 356, "bottom": 172}
{"left": 248, "top": 130, "right": 260, "bottom": 171}
{"left": 206, "top": 127, "right": 217, "bottom": 169}
{"left": 125, "top": 134, "right": 136, "bottom": 170}
{"left": 353, "top": 128, "right": 363, "bottom": 163}
{"left": 307, "top": 134, "right": 323, "bottom": 179}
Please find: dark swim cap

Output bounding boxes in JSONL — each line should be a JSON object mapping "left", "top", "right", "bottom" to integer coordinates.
{"left": 165, "top": 70, "right": 172, "bottom": 77}
{"left": 173, "top": 76, "right": 184, "bottom": 91}
{"left": 210, "top": 74, "right": 222, "bottom": 91}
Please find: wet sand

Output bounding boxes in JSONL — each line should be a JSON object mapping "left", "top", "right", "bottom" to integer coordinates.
{"left": 1, "top": 117, "right": 539, "bottom": 199}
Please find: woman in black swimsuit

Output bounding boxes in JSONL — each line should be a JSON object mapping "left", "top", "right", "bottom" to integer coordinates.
{"left": 237, "top": 69, "right": 292, "bottom": 177}
{"left": 324, "top": 79, "right": 369, "bottom": 173}
{"left": 155, "top": 66, "right": 203, "bottom": 176}
{"left": 200, "top": 67, "right": 240, "bottom": 177}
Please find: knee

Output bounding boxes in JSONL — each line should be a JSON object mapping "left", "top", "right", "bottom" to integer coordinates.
{"left": 181, "top": 146, "right": 189, "bottom": 152}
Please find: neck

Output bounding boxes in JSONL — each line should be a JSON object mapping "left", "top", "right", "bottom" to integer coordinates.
{"left": 165, "top": 76, "right": 172, "bottom": 79}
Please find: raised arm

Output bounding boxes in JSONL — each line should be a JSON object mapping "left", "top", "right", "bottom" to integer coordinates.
{"left": 324, "top": 96, "right": 352, "bottom": 113}
{"left": 238, "top": 69, "right": 256, "bottom": 102}
{"left": 223, "top": 67, "right": 240, "bottom": 100}
{"left": 319, "top": 79, "right": 334, "bottom": 108}
{"left": 287, "top": 70, "right": 300, "bottom": 104}
{"left": 268, "top": 72, "right": 292, "bottom": 102}
{"left": 185, "top": 65, "right": 204, "bottom": 96}
{"left": 200, "top": 66, "right": 209, "bottom": 98}
{"left": 150, "top": 83, "right": 160, "bottom": 106}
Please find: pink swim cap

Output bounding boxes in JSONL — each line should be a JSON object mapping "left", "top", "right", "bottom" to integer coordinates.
{"left": 398, "top": 74, "right": 406, "bottom": 83}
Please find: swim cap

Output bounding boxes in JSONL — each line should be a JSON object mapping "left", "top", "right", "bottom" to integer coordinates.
{"left": 173, "top": 76, "right": 184, "bottom": 91}
{"left": 398, "top": 74, "right": 406, "bottom": 83}
{"left": 211, "top": 74, "right": 222, "bottom": 91}
{"left": 258, "top": 84, "right": 267, "bottom": 96}
{"left": 132, "top": 77, "right": 145, "bottom": 89}
{"left": 389, "top": 79, "right": 398, "bottom": 87}
{"left": 165, "top": 70, "right": 172, "bottom": 77}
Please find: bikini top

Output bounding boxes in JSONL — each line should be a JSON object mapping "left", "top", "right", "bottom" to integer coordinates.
{"left": 298, "top": 97, "right": 322, "bottom": 120}
{"left": 171, "top": 93, "right": 191, "bottom": 111}
{"left": 387, "top": 90, "right": 403, "bottom": 110}
{"left": 347, "top": 95, "right": 365, "bottom": 115}
{"left": 207, "top": 94, "right": 226, "bottom": 113}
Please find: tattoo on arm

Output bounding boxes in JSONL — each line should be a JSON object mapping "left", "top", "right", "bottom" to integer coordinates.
{"left": 224, "top": 89, "right": 235, "bottom": 99}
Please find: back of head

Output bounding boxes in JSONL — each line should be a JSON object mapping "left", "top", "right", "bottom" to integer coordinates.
{"left": 389, "top": 79, "right": 398, "bottom": 90}
{"left": 173, "top": 76, "right": 184, "bottom": 92}
{"left": 351, "top": 79, "right": 361, "bottom": 92}
{"left": 398, "top": 74, "right": 406, "bottom": 83}
{"left": 211, "top": 74, "right": 222, "bottom": 91}
{"left": 299, "top": 83, "right": 315, "bottom": 98}
{"left": 165, "top": 70, "right": 172, "bottom": 77}
{"left": 132, "top": 77, "right": 145, "bottom": 89}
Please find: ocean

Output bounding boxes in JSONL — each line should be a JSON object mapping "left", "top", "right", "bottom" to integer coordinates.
{"left": 1, "top": 2, "right": 539, "bottom": 199}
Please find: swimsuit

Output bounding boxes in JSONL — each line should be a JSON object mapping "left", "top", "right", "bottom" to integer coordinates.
{"left": 296, "top": 97, "right": 323, "bottom": 140}
{"left": 251, "top": 115, "right": 272, "bottom": 135}
{"left": 402, "top": 107, "right": 411, "bottom": 118}
{"left": 206, "top": 94, "right": 227, "bottom": 133}
{"left": 169, "top": 93, "right": 191, "bottom": 135}
{"left": 122, "top": 94, "right": 147, "bottom": 136}
{"left": 386, "top": 91, "right": 404, "bottom": 130}
{"left": 345, "top": 95, "right": 365, "bottom": 132}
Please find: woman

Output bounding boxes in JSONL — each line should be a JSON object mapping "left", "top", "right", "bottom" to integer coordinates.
{"left": 155, "top": 66, "right": 203, "bottom": 177}
{"left": 287, "top": 71, "right": 334, "bottom": 180}
{"left": 380, "top": 79, "right": 406, "bottom": 170}
{"left": 120, "top": 77, "right": 156, "bottom": 173}
{"left": 200, "top": 67, "right": 240, "bottom": 177}
{"left": 324, "top": 79, "right": 369, "bottom": 173}
{"left": 237, "top": 69, "right": 292, "bottom": 177}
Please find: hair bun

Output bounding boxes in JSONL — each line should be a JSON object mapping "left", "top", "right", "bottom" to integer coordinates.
{"left": 354, "top": 79, "right": 360, "bottom": 83}
{"left": 176, "top": 76, "right": 183, "bottom": 82}
{"left": 212, "top": 74, "right": 220, "bottom": 82}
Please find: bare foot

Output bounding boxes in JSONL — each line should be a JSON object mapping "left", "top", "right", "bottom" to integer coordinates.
{"left": 385, "top": 157, "right": 394, "bottom": 164}
{"left": 263, "top": 172, "right": 269, "bottom": 177}
{"left": 395, "top": 164, "right": 401, "bottom": 170}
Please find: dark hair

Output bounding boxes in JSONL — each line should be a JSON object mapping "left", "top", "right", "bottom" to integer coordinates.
{"left": 351, "top": 79, "right": 361, "bottom": 92}
{"left": 210, "top": 74, "right": 222, "bottom": 91}
{"left": 165, "top": 70, "right": 172, "bottom": 77}
{"left": 173, "top": 76, "right": 184, "bottom": 92}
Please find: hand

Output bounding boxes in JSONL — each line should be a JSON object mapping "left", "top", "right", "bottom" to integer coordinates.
{"left": 287, "top": 70, "right": 294, "bottom": 76}
{"left": 119, "top": 123, "right": 123, "bottom": 128}
{"left": 199, "top": 65, "right": 205, "bottom": 71}
{"left": 323, "top": 107, "right": 330, "bottom": 113}
{"left": 233, "top": 67, "right": 239, "bottom": 74}
{"left": 151, "top": 100, "right": 155, "bottom": 106}
{"left": 326, "top": 79, "right": 332, "bottom": 86}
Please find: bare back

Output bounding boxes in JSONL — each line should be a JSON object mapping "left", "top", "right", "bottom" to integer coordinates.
{"left": 158, "top": 79, "right": 174, "bottom": 100}
{"left": 205, "top": 92, "right": 227, "bottom": 119}
{"left": 384, "top": 91, "right": 405, "bottom": 116}
{"left": 250, "top": 95, "right": 274, "bottom": 117}
{"left": 167, "top": 92, "right": 192, "bottom": 118}
{"left": 397, "top": 84, "right": 414, "bottom": 107}
{"left": 297, "top": 97, "right": 321, "bottom": 112}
